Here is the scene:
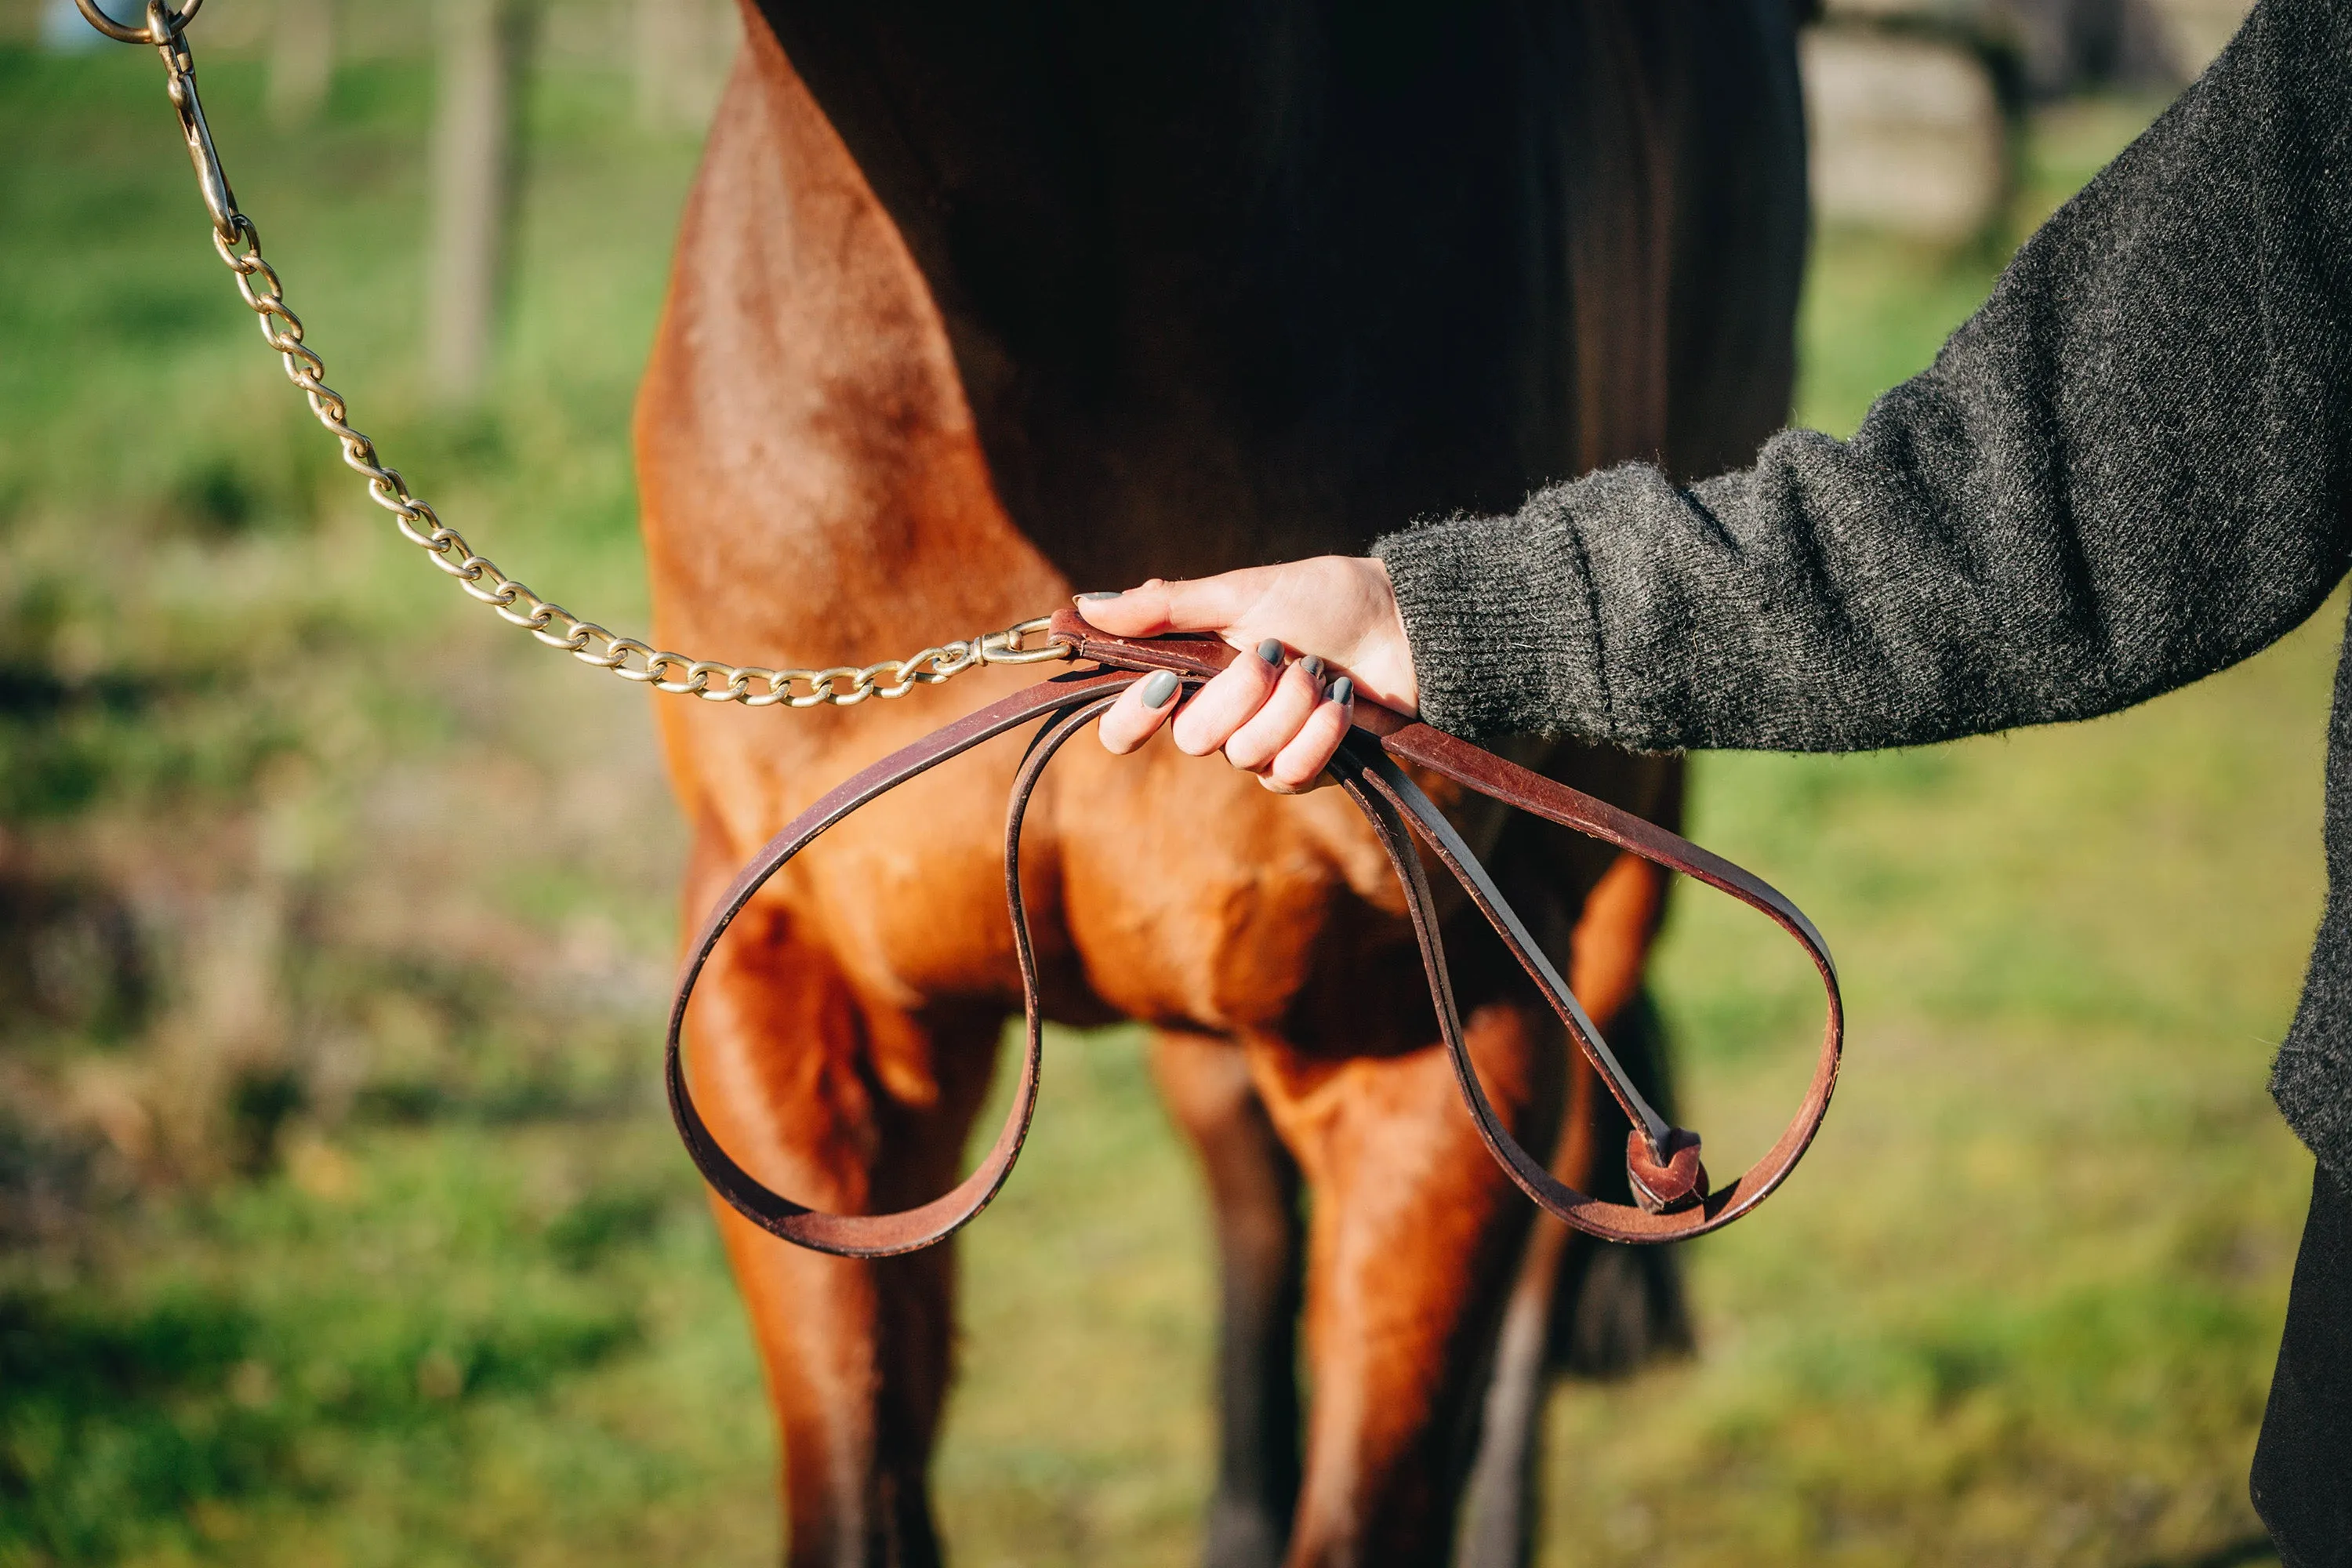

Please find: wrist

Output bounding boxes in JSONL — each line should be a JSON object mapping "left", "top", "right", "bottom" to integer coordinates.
{"left": 1352, "top": 557, "right": 1419, "bottom": 714}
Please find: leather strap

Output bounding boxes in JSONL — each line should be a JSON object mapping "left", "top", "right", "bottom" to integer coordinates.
{"left": 666, "top": 610, "right": 1842, "bottom": 1257}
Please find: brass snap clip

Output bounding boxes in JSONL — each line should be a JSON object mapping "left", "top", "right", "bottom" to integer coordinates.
{"left": 74, "top": 0, "right": 201, "bottom": 45}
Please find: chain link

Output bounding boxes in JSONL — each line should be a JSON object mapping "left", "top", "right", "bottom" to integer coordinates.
{"left": 88, "top": 0, "right": 1069, "bottom": 708}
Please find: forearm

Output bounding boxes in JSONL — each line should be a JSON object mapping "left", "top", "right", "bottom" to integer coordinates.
{"left": 1380, "top": 0, "right": 2352, "bottom": 752}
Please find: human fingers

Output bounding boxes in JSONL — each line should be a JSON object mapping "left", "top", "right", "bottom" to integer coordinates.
{"left": 1260, "top": 677, "right": 1355, "bottom": 793}
{"left": 1095, "top": 669, "right": 1185, "bottom": 755}
{"left": 1221, "top": 656, "right": 1327, "bottom": 774}
{"left": 1170, "top": 637, "right": 1285, "bottom": 756}
{"left": 1075, "top": 556, "right": 1419, "bottom": 717}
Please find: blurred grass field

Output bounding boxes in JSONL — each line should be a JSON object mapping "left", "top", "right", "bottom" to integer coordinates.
{"left": 0, "top": 33, "right": 2315, "bottom": 1568}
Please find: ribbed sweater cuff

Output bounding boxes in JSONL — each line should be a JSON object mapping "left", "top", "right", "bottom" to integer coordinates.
{"left": 1371, "top": 503, "right": 1613, "bottom": 742}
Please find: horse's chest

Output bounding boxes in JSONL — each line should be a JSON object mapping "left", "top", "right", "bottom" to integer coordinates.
{"left": 784, "top": 737, "right": 1401, "bottom": 1034}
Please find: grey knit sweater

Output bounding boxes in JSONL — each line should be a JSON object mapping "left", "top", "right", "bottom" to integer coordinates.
{"left": 1374, "top": 0, "right": 2352, "bottom": 1171}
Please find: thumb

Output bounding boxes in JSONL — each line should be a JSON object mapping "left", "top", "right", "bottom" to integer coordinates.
{"left": 1075, "top": 572, "right": 1265, "bottom": 639}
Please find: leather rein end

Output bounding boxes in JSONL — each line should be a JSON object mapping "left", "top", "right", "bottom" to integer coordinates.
{"left": 665, "top": 609, "right": 1843, "bottom": 1258}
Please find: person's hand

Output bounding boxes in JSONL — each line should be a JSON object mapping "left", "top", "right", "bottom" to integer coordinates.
{"left": 1074, "top": 556, "right": 1417, "bottom": 792}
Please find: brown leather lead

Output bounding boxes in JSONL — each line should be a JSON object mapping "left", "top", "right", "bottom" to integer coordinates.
{"left": 666, "top": 609, "right": 1842, "bottom": 1257}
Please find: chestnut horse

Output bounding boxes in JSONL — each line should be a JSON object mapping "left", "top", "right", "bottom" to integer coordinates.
{"left": 634, "top": 4, "right": 1806, "bottom": 1563}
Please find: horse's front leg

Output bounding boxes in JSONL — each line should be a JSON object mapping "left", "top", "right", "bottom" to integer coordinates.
{"left": 681, "top": 826, "right": 1000, "bottom": 1568}
{"left": 1152, "top": 1027, "right": 1307, "bottom": 1568}
{"left": 1252, "top": 1001, "right": 1552, "bottom": 1568}
{"left": 1459, "top": 851, "right": 1689, "bottom": 1568}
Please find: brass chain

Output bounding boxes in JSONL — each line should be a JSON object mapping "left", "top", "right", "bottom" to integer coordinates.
{"left": 78, "top": 0, "right": 1069, "bottom": 706}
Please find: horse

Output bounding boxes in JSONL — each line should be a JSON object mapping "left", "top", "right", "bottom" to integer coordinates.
{"left": 632, "top": 4, "right": 1808, "bottom": 1563}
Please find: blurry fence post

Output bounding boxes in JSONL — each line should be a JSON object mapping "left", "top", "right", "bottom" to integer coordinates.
{"left": 267, "top": 0, "right": 335, "bottom": 128}
{"left": 1802, "top": 17, "right": 2016, "bottom": 246}
{"left": 428, "top": 0, "right": 524, "bottom": 405}
{"left": 632, "top": 0, "right": 739, "bottom": 133}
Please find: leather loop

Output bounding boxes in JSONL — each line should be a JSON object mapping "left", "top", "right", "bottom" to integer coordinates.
{"left": 1626, "top": 1127, "right": 1708, "bottom": 1214}
{"left": 663, "top": 614, "right": 1843, "bottom": 1256}
{"left": 664, "top": 668, "right": 1134, "bottom": 1258}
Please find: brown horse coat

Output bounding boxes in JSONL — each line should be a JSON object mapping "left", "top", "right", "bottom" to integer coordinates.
{"left": 634, "top": 5, "right": 1806, "bottom": 1563}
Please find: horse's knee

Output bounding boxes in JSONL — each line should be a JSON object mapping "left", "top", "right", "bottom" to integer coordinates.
{"left": 679, "top": 855, "right": 982, "bottom": 1567}
{"left": 1252, "top": 1007, "right": 1547, "bottom": 1566}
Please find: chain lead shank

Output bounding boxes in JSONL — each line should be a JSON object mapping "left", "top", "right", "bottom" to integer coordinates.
{"left": 83, "top": 0, "right": 1069, "bottom": 709}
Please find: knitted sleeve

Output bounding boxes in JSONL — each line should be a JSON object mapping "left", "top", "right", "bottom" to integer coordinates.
{"left": 1375, "top": 0, "right": 2352, "bottom": 751}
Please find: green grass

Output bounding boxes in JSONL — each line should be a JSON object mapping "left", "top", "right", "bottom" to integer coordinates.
{"left": 0, "top": 37, "right": 2307, "bottom": 1568}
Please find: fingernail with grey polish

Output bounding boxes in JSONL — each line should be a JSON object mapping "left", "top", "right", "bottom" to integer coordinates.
{"left": 1075, "top": 590, "right": 1123, "bottom": 601}
{"left": 1301, "top": 655, "right": 1326, "bottom": 679}
{"left": 1140, "top": 670, "right": 1180, "bottom": 709}
{"left": 1330, "top": 676, "right": 1354, "bottom": 707}
{"left": 1256, "top": 638, "right": 1283, "bottom": 665}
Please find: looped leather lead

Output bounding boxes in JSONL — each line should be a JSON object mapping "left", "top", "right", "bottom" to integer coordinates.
{"left": 665, "top": 611, "right": 1843, "bottom": 1256}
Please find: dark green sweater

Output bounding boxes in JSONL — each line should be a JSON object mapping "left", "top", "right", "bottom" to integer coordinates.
{"left": 1374, "top": 0, "right": 2352, "bottom": 1171}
